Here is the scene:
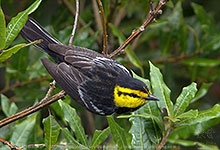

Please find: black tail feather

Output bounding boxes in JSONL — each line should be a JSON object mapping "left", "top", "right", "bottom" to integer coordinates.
{"left": 20, "top": 18, "right": 63, "bottom": 63}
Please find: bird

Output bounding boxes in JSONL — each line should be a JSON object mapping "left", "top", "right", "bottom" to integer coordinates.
{"left": 20, "top": 18, "right": 159, "bottom": 115}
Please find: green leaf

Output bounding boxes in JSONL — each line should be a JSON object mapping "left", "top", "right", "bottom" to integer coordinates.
{"left": 203, "top": 33, "right": 220, "bottom": 51}
{"left": 8, "top": 102, "right": 18, "bottom": 117}
{"left": 126, "top": 48, "right": 144, "bottom": 75}
{"left": 132, "top": 71, "right": 150, "bottom": 88}
{"left": 0, "top": 5, "right": 6, "bottom": 50}
{"left": 5, "top": 13, "right": 27, "bottom": 48}
{"left": 149, "top": 61, "right": 173, "bottom": 116}
{"left": 1, "top": 94, "right": 18, "bottom": 117}
{"left": 90, "top": 128, "right": 110, "bottom": 150}
{"left": 109, "top": 23, "right": 126, "bottom": 44}
{"left": 191, "top": 83, "right": 212, "bottom": 103}
{"left": 0, "top": 39, "right": 41, "bottom": 63}
{"left": 43, "top": 115, "right": 61, "bottom": 150}
{"left": 163, "top": 88, "right": 174, "bottom": 117}
{"left": 126, "top": 72, "right": 163, "bottom": 147}
{"left": 62, "top": 128, "right": 88, "bottom": 149}
{"left": 10, "top": 114, "right": 37, "bottom": 146}
{"left": 58, "top": 100, "right": 89, "bottom": 146}
{"left": 107, "top": 116, "right": 129, "bottom": 150}
{"left": 129, "top": 112, "right": 152, "bottom": 150}
{"left": 176, "top": 109, "right": 198, "bottom": 119}
{"left": 191, "top": 3, "right": 214, "bottom": 33}
{"left": 1, "top": 94, "right": 10, "bottom": 117}
{"left": 0, "top": 43, "right": 25, "bottom": 63}
{"left": 23, "top": 0, "right": 42, "bottom": 15}
{"left": 128, "top": 103, "right": 163, "bottom": 146}
{"left": 5, "top": 0, "right": 42, "bottom": 48}
{"left": 167, "top": 139, "right": 219, "bottom": 150}
{"left": 169, "top": 104, "right": 220, "bottom": 140}
{"left": 173, "top": 82, "right": 197, "bottom": 117}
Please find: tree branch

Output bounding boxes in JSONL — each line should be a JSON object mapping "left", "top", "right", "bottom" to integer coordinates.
{"left": 156, "top": 124, "right": 173, "bottom": 150}
{"left": 0, "top": 90, "right": 66, "bottom": 128}
{"left": 0, "top": 137, "right": 20, "bottom": 150}
{"left": 110, "top": 0, "right": 168, "bottom": 58}
{"left": 69, "top": 0, "right": 79, "bottom": 46}
{"left": 96, "top": 0, "right": 108, "bottom": 56}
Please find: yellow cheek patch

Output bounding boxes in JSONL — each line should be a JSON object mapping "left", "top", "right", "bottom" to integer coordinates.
{"left": 114, "top": 85, "right": 149, "bottom": 108}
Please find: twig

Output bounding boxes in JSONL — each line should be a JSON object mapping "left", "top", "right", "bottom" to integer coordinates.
{"left": 0, "top": 77, "right": 50, "bottom": 94}
{"left": 149, "top": 0, "right": 155, "bottom": 14}
{"left": 110, "top": 0, "right": 168, "bottom": 58}
{"left": 153, "top": 51, "right": 201, "bottom": 64}
{"left": 0, "top": 90, "right": 66, "bottom": 128}
{"left": 0, "top": 137, "right": 21, "bottom": 150}
{"left": 43, "top": 80, "right": 56, "bottom": 100}
{"left": 96, "top": 0, "right": 108, "bottom": 56}
{"left": 69, "top": 0, "right": 79, "bottom": 46}
{"left": 156, "top": 125, "right": 173, "bottom": 150}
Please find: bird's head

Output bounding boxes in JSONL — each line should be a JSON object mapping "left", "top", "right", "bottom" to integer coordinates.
{"left": 114, "top": 77, "right": 159, "bottom": 108}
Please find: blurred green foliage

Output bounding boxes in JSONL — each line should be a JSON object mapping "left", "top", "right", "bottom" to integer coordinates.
{"left": 0, "top": 0, "right": 219, "bottom": 149}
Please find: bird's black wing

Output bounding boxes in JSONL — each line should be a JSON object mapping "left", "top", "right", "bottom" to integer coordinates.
{"left": 41, "top": 58, "right": 86, "bottom": 107}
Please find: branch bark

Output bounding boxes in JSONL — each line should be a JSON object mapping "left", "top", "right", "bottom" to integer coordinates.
{"left": 110, "top": 0, "right": 169, "bottom": 58}
{"left": 0, "top": 90, "right": 66, "bottom": 128}
{"left": 96, "top": 0, "right": 108, "bottom": 56}
{"left": 69, "top": 0, "right": 79, "bottom": 46}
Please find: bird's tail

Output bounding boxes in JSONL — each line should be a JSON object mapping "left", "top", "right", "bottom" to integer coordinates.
{"left": 20, "top": 18, "right": 62, "bottom": 63}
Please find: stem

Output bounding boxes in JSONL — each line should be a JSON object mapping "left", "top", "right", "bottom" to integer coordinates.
{"left": 0, "top": 137, "right": 21, "bottom": 150}
{"left": 156, "top": 123, "right": 173, "bottom": 150}
{"left": 69, "top": 0, "right": 79, "bottom": 46}
{"left": 97, "top": 0, "right": 108, "bottom": 56}
{"left": 110, "top": 0, "right": 168, "bottom": 58}
{"left": 0, "top": 90, "right": 66, "bottom": 128}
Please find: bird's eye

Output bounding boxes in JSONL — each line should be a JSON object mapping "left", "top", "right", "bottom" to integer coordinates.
{"left": 129, "top": 93, "right": 139, "bottom": 98}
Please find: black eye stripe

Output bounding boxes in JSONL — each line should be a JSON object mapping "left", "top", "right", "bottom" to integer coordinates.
{"left": 118, "top": 91, "right": 140, "bottom": 98}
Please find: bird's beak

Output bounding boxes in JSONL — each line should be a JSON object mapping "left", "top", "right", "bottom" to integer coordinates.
{"left": 145, "top": 94, "right": 160, "bottom": 101}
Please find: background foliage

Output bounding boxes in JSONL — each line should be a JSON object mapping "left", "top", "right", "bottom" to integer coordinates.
{"left": 0, "top": 0, "right": 220, "bottom": 149}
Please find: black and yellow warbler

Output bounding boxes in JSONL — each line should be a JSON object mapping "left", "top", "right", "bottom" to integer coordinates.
{"left": 20, "top": 18, "right": 159, "bottom": 115}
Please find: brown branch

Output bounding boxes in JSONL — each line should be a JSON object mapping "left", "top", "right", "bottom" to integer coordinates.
{"left": 69, "top": 0, "right": 79, "bottom": 46}
{"left": 0, "top": 90, "right": 66, "bottom": 128}
{"left": 149, "top": 0, "right": 155, "bottom": 14}
{"left": 43, "top": 80, "right": 56, "bottom": 100}
{"left": 0, "top": 137, "right": 21, "bottom": 150}
{"left": 110, "top": 0, "right": 169, "bottom": 59}
{"left": 0, "top": 77, "right": 50, "bottom": 94}
{"left": 153, "top": 51, "right": 201, "bottom": 64}
{"left": 96, "top": 0, "right": 108, "bottom": 56}
{"left": 156, "top": 125, "right": 173, "bottom": 150}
